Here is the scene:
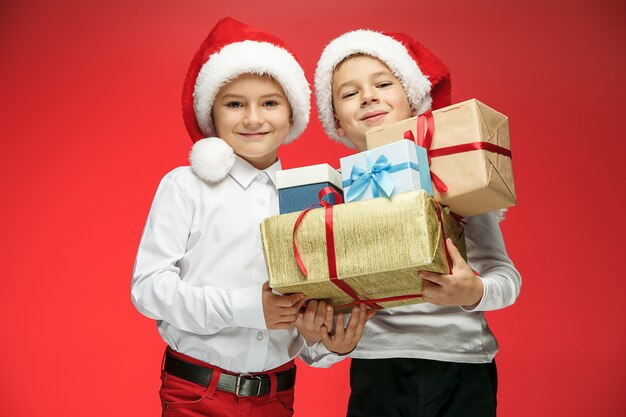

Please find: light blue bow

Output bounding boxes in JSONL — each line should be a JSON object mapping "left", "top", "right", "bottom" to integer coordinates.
{"left": 345, "top": 154, "right": 396, "bottom": 202}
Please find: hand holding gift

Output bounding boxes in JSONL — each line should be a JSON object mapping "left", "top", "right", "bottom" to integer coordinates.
{"left": 295, "top": 299, "right": 334, "bottom": 343}
{"left": 320, "top": 304, "right": 376, "bottom": 355}
{"left": 262, "top": 282, "right": 307, "bottom": 330}
{"left": 296, "top": 300, "right": 376, "bottom": 350}
{"left": 419, "top": 239, "right": 484, "bottom": 309}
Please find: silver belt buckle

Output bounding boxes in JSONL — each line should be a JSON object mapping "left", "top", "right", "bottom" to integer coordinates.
{"left": 235, "top": 373, "right": 263, "bottom": 397}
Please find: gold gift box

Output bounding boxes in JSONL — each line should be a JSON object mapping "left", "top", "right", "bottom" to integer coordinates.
{"left": 366, "top": 99, "right": 516, "bottom": 217}
{"left": 260, "top": 190, "right": 466, "bottom": 312}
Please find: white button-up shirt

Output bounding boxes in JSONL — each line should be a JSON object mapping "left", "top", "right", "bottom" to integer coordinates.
{"left": 131, "top": 157, "right": 314, "bottom": 373}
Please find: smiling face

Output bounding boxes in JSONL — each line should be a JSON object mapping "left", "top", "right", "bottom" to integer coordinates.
{"left": 212, "top": 73, "right": 292, "bottom": 169}
{"left": 332, "top": 55, "right": 413, "bottom": 151}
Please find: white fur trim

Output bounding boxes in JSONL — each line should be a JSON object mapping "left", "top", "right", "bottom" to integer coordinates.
{"left": 189, "top": 138, "right": 236, "bottom": 182}
{"left": 194, "top": 40, "right": 310, "bottom": 144}
{"left": 315, "top": 30, "right": 432, "bottom": 148}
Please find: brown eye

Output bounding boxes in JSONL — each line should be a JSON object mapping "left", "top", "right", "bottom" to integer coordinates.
{"left": 226, "top": 101, "right": 243, "bottom": 108}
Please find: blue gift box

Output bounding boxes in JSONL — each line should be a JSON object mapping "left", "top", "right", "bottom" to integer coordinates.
{"left": 339, "top": 139, "right": 432, "bottom": 202}
{"left": 276, "top": 164, "right": 343, "bottom": 214}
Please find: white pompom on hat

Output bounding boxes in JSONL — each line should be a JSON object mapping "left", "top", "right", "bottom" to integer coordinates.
{"left": 182, "top": 17, "right": 311, "bottom": 181}
{"left": 314, "top": 30, "right": 451, "bottom": 149}
{"left": 188, "top": 138, "right": 236, "bottom": 183}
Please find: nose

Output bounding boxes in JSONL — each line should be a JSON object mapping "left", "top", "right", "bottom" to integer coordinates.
{"left": 243, "top": 105, "right": 264, "bottom": 127}
{"left": 361, "top": 88, "right": 380, "bottom": 107}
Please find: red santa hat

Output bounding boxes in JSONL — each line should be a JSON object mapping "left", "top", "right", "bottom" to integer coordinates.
{"left": 314, "top": 29, "right": 450, "bottom": 148}
{"left": 182, "top": 17, "right": 311, "bottom": 181}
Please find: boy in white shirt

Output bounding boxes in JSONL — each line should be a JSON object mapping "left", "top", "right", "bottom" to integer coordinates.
{"left": 304, "top": 29, "right": 522, "bottom": 417}
{"left": 131, "top": 18, "right": 369, "bottom": 417}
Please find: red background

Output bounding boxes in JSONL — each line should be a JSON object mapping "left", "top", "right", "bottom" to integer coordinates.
{"left": 2, "top": 0, "right": 625, "bottom": 416}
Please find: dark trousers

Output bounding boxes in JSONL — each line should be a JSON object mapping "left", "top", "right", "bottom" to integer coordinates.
{"left": 347, "top": 358, "right": 497, "bottom": 417}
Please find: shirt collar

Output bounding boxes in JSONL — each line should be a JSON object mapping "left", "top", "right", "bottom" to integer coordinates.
{"left": 229, "top": 155, "right": 282, "bottom": 189}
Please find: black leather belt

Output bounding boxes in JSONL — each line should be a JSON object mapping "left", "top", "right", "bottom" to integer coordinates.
{"left": 164, "top": 352, "right": 296, "bottom": 397}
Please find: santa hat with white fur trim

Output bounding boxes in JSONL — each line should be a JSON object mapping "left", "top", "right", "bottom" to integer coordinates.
{"left": 315, "top": 30, "right": 450, "bottom": 149}
{"left": 182, "top": 17, "right": 311, "bottom": 181}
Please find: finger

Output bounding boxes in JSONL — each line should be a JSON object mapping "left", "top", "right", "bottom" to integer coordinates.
{"left": 358, "top": 304, "right": 368, "bottom": 323}
{"left": 344, "top": 306, "right": 361, "bottom": 340}
{"left": 352, "top": 305, "right": 369, "bottom": 340}
{"left": 323, "top": 305, "right": 334, "bottom": 329}
{"left": 344, "top": 306, "right": 362, "bottom": 337}
{"left": 295, "top": 315, "right": 313, "bottom": 334}
{"left": 294, "top": 296, "right": 308, "bottom": 312}
{"left": 446, "top": 238, "right": 465, "bottom": 268}
{"left": 320, "top": 324, "right": 331, "bottom": 344}
{"left": 421, "top": 279, "right": 443, "bottom": 300}
{"left": 295, "top": 310, "right": 308, "bottom": 328}
{"left": 279, "top": 301, "right": 307, "bottom": 317}
{"left": 422, "top": 277, "right": 441, "bottom": 291}
{"left": 303, "top": 300, "right": 318, "bottom": 322}
{"left": 419, "top": 271, "right": 446, "bottom": 286}
{"left": 335, "top": 314, "right": 346, "bottom": 339}
{"left": 305, "top": 299, "right": 319, "bottom": 313}
{"left": 365, "top": 308, "right": 377, "bottom": 320}
{"left": 262, "top": 281, "right": 270, "bottom": 291}
{"left": 276, "top": 292, "right": 307, "bottom": 307}
{"left": 312, "top": 300, "right": 327, "bottom": 327}
{"left": 275, "top": 311, "right": 301, "bottom": 321}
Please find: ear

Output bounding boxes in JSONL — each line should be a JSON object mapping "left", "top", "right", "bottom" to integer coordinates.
{"left": 410, "top": 107, "right": 418, "bottom": 117}
{"left": 334, "top": 116, "right": 345, "bottom": 137}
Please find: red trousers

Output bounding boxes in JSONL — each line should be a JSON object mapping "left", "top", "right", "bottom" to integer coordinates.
{"left": 159, "top": 348, "right": 295, "bottom": 417}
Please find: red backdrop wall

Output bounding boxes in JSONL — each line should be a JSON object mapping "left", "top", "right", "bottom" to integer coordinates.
{"left": 1, "top": 0, "right": 625, "bottom": 416}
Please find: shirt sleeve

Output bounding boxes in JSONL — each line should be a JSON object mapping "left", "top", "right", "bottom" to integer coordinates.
{"left": 461, "top": 211, "right": 522, "bottom": 312}
{"left": 130, "top": 175, "right": 267, "bottom": 335}
{"left": 297, "top": 337, "right": 349, "bottom": 368}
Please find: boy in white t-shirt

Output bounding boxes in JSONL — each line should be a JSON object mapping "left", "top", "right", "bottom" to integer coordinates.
{"left": 301, "top": 29, "right": 522, "bottom": 417}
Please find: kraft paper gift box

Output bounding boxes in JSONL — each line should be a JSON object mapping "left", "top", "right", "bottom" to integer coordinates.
{"left": 276, "top": 164, "right": 343, "bottom": 214}
{"left": 365, "top": 99, "right": 516, "bottom": 217}
{"left": 260, "top": 190, "right": 466, "bottom": 313}
{"left": 339, "top": 139, "right": 433, "bottom": 203}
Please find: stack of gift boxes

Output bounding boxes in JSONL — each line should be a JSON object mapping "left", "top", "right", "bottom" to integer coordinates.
{"left": 261, "top": 99, "right": 516, "bottom": 312}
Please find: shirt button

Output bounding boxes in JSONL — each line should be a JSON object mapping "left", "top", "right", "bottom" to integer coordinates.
{"left": 256, "top": 332, "right": 264, "bottom": 341}
{"left": 256, "top": 173, "right": 264, "bottom": 181}
{"left": 258, "top": 198, "right": 265, "bottom": 206}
